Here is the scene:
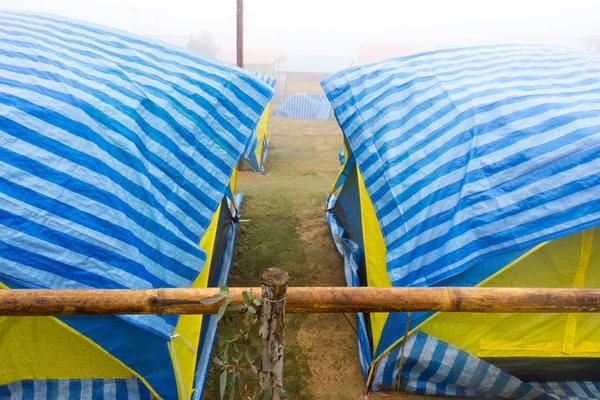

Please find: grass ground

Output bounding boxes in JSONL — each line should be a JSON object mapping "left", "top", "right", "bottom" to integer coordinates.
{"left": 205, "top": 117, "right": 430, "bottom": 400}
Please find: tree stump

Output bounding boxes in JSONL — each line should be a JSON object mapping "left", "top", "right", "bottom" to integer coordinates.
{"left": 259, "top": 268, "right": 291, "bottom": 399}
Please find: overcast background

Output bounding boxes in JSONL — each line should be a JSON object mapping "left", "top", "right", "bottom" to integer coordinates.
{"left": 2, "top": 0, "right": 600, "bottom": 56}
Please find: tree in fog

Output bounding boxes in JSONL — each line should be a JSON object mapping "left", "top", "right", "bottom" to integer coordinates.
{"left": 187, "top": 30, "right": 219, "bottom": 57}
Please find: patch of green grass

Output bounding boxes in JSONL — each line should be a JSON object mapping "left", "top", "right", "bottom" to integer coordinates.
{"left": 230, "top": 194, "right": 307, "bottom": 286}
{"left": 281, "top": 314, "right": 311, "bottom": 399}
{"left": 204, "top": 117, "right": 346, "bottom": 399}
{"left": 205, "top": 191, "right": 315, "bottom": 398}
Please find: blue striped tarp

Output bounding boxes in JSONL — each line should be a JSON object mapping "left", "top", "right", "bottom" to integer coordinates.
{"left": 0, "top": 378, "right": 152, "bottom": 400}
{"left": 0, "top": 9, "right": 273, "bottom": 339}
{"left": 528, "top": 382, "right": 600, "bottom": 400}
{"left": 251, "top": 72, "right": 277, "bottom": 89}
{"left": 273, "top": 92, "right": 331, "bottom": 120}
{"left": 322, "top": 45, "right": 600, "bottom": 288}
{"left": 372, "top": 331, "right": 600, "bottom": 400}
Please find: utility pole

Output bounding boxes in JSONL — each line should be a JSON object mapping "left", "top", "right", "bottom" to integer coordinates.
{"left": 236, "top": 0, "right": 246, "bottom": 172}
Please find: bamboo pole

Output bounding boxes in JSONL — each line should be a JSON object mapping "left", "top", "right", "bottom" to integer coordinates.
{"left": 1, "top": 287, "right": 600, "bottom": 316}
{"left": 259, "top": 268, "right": 290, "bottom": 399}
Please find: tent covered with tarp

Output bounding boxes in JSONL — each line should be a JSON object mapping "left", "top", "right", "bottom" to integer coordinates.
{"left": 0, "top": 10, "right": 273, "bottom": 400}
{"left": 244, "top": 72, "right": 276, "bottom": 173}
{"left": 324, "top": 45, "right": 600, "bottom": 399}
{"left": 273, "top": 92, "right": 331, "bottom": 120}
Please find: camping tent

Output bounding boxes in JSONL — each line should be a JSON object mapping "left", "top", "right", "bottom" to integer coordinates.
{"left": 245, "top": 72, "right": 276, "bottom": 173}
{"left": 0, "top": 10, "right": 272, "bottom": 400}
{"left": 324, "top": 45, "right": 600, "bottom": 399}
{"left": 273, "top": 92, "right": 331, "bottom": 120}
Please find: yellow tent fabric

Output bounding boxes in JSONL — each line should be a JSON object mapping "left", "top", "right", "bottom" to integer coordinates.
{"left": 169, "top": 202, "right": 222, "bottom": 400}
{"left": 357, "top": 168, "right": 390, "bottom": 352}
{"left": 246, "top": 103, "right": 272, "bottom": 173}
{"left": 254, "top": 103, "right": 270, "bottom": 166}
{"left": 0, "top": 283, "right": 155, "bottom": 396}
{"left": 0, "top": 316, "right": 135, "bottom": 384}
{"left": 418, "top": 227, "right": 600, "bottom": 359}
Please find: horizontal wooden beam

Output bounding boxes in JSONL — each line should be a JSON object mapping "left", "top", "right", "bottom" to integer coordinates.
{"left": 1, "top": 287, "right": 600, "bottom": 316}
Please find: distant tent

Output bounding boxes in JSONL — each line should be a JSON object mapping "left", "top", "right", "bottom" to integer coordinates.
{"left": 324, "top": 45, "right": 600, "bottom": 399}
{"left": 273, "top": 92, "right": 331, "bottom": 120}
{"left": 0, "top": 10, "right": 273, "bottom": 400}
{"left": 245, "top": 72, "right": 277, "bottom": 173}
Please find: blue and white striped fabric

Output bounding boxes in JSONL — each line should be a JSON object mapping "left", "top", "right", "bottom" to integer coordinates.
{"left": 372, "top": 331, "right": 600, "bottom": 399}
{"left": 528, "top": 382, "right": 600, "bottom": 400}
{"left": 0, "top": 10, "right": 273, "bottom": 337}
{"left": 273, "top": 92, "right": 331, "bottom": 120}
{"left": 0, "top": 378, "right": 152, "bottom": 400}
{"left": 251, "top": 72, "right": 277, "bottom": 89}
{"left": 322, "top": 45, "right": 600, "bottom": 288}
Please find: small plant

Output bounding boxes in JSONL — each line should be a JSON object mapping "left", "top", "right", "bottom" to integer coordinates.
{"left": 202, "top": 285, "right": 286, "bottom": 399}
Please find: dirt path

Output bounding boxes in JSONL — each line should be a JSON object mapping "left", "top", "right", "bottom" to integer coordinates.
{"left": 208, "top": 117, "right": 432, "bottom": 399}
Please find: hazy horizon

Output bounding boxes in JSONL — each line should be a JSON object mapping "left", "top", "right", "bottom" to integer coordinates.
{"left": 2, "top": 1, "right": 599, "bottom": 62}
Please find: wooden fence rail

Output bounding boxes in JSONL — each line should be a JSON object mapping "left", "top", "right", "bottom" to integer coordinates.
{"left": 3, "top": 268, "right": 600, "bottom": 400}
{"left": 1, "top": 286, "right": 600, "bottom": 316}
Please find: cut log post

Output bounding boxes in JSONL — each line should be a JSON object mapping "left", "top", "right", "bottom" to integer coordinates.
{"left": 259, "top": 268, "right": 291, "bottom": 399}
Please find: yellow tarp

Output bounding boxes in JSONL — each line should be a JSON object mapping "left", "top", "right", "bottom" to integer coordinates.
{"left": 254, "top": 103, "right": 271, "bottom": 168}
{"left": 419, "top": 227, "right": 600, "bottom": 358}
{"left": 357, "top": 167, "right": 391, "bottom": 352}
{"left": 169, "top": 171, "right": 237, "bottom": 399}
{"left": 0, "top": 315, "right": 134, "bottom": 384}
{"left": 169, "top": 202, "right": 221, "bottom": 400}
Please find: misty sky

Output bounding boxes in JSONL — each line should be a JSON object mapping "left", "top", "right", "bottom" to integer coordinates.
{"left": 1, "top": 0, "right": 600, "bottom": 56}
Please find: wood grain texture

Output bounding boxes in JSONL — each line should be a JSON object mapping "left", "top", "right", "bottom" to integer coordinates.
{"left": 1, "top": 287, "right": 600, "bottom": 316}
{"left": 259, "top": 268, "right": 291, "bottom": 399}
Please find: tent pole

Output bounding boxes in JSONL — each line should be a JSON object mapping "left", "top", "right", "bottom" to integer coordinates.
{"left": 2, "top": 286, "right": 600, "bottom": 316}
{"left": 236, "top": 0, "right": 246, "bottom": 171}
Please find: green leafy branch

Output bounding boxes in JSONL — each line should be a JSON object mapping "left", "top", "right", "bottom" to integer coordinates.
{"left": 202, "top": 285, "right": 285, "bottom": 399}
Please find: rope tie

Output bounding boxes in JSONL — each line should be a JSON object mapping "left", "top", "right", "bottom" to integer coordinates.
{"left": 263, "top": 295, "right": 287, "bottom": 308}
{"left": 343, "top": 313, "right": 359, "bottom": 336}
{"left": 168, "top": 338, "right": 187, "bottom": 400}
{"left": 170, "top": 333, "right": 197, "bottom": 354}
{"left": 167, "top": 332, "right": 199, "bottom": 400}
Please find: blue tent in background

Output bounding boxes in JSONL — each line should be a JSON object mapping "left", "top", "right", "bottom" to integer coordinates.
{"left": 0, "top": 10, "right": 272, "bottom": 400}
{"left": 324, "top": 45, "right": 600, "bottom": 399}
{"left": 273, "top": 92, "right": 331, "bottom": 120}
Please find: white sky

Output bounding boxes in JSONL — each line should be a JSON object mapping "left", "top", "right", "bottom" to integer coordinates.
{"left": 1, "top": 0, "right": 599, "bottom": 55}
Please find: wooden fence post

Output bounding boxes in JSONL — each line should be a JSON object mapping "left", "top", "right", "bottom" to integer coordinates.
{"left": 259, "top": 268, "right": 291, "bottom": 399}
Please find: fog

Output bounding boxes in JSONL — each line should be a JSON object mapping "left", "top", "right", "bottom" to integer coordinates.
{"left": 3, "top": 0, "right": 600, "bottom": 65}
